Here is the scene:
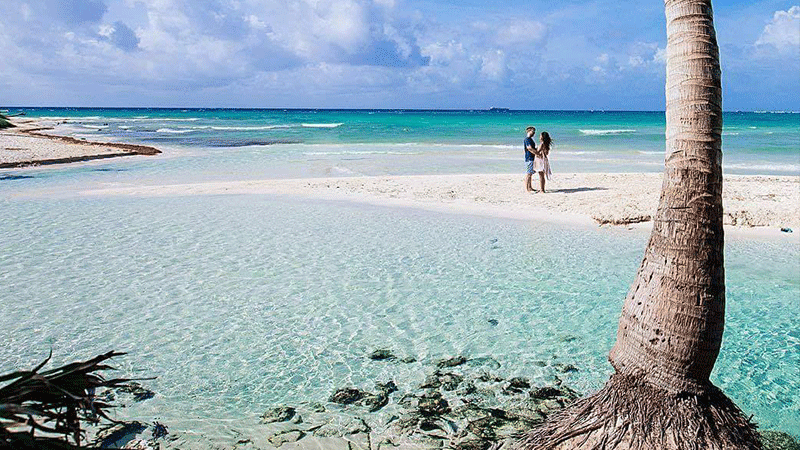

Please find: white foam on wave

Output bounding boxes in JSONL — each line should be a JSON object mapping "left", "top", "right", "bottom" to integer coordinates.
{"left": 726, "top": 163, "right": 800, "bottom": 172}
{"left": 210, "top": 125, "right": 294, "bottom": 131}
{"left": 157, "top": 128, "right": 196, "bottom": 134}
{"left": 37, "top": 116, "right": 104, "bottom": 121}
{"left": 304, "top": 151, "right": 422, "bottom": 156}
{"left": 558, "top": 151, "right": 603, "bottom": 155}
{"left": 302, "top": 123, "right": 344, "bottom": 128}
{"left": 579, "top": 129, "right": 636, "bottom": 136}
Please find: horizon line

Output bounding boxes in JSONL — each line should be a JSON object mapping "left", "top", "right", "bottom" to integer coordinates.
{"left": 3, "top": 106, "right": 799, "bottom": 114}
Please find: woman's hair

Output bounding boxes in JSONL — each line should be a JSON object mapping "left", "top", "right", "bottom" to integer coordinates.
{"left": 540, "top": 131, "right": 552, "bottom": 154}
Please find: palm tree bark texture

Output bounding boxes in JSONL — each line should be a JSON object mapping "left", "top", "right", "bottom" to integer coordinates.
{"left": 512, "top": 1, "right": 762, "bottom": 449}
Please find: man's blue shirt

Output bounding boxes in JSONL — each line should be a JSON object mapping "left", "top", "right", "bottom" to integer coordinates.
{"left": 524, "top": 137, "right": 536, "bottom": 162}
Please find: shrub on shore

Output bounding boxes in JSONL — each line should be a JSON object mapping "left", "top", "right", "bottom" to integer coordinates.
{"left": 0, "top": 351, "right": 133, "bottom": 449}
{"left": 0, "top": 116, "right": 14, "bottom": 129}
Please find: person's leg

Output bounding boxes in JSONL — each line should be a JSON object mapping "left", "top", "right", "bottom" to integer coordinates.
{"left": 539, "top": 172, "right": 546, "bottom": 193}
{"left": 526, "top": 161, "right": 535, "bottom": 191}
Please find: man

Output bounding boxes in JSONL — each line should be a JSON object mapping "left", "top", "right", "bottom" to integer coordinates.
{"left": 524, "top": 126, "right": 537, "bottom": 192}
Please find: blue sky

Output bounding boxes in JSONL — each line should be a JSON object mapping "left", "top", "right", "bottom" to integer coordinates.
{"left": 1, "top": 0, "right": 798, "bottom": 110}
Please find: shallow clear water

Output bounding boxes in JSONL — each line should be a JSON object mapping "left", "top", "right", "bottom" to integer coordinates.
{"left": 6, "top": 108, "right": 800, "bottom": 177}
{"left": 1, "top": 108, "right": 798, "bottom": 440}
{"left": 0, "top": 194, "right": 798, "bottom": 438}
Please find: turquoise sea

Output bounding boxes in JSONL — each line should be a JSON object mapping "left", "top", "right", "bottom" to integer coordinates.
{"left": 1, "top": 109, "right": 798, "bottom": 440}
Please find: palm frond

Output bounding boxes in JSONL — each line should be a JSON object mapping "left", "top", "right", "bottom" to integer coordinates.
{"left": 0, "top": 351, "right": 148, "bottom": 449}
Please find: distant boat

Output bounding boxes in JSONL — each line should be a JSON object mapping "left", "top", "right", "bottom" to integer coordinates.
{"left": 488, "top": 107, "right": 511, "bottom": 112}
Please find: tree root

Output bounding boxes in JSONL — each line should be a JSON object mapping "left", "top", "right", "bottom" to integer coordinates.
{"left": 511, "top": 373, "right": 762, "bottom": 450}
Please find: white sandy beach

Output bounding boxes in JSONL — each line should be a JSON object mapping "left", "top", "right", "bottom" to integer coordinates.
{"left": 0, "top": 118, "right": 160, "bottom": 167}
{"left": 70, "top": 172, "right": 800, "bottom": 233}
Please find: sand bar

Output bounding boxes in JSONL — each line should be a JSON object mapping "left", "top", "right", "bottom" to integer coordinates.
{"left": 76, "top": 172, "right": 800, "bottom": 232}
{"left": 0, "top": 117, "right": 160, "bottom": 168}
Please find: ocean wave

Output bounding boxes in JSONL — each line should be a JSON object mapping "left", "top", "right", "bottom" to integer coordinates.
{"left": 37, "top": 116, "right": 104, "bottom": 121}
{"left": 558, "top": 151, "right": 603, "bottom": 155}
{"left": 157, "top": 128, "right": 196, "bottom": 134}
{"left": 301, "top": 123, "right": 344, "bottom": 128}
{"left": 210, "top": 125, "right": 294, "bottom": 131}
{"left": 725, "top": 163, "right": 800, "bottom": 172}
{"left": 579, "top": 129, "right": 636, "bottom": 136}
{"left": 304, "top": 151, "right": 422, "bottom": 156}
{"left": 206, "top": 139, "right": 302, "bottom": 147}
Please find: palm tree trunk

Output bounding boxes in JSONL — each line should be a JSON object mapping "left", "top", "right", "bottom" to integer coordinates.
{"left": 513, "top": 1, "right": 763, "bottom": 448}
{"left": 607, "top": 0, "right": 725, "bottom": 396}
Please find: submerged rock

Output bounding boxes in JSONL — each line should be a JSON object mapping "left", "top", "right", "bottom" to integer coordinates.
{"left": 503, "top": 377, "right": 531, "bottom": 394}
{"left": 440, "top": 373, "right": 464, "bottom": 391}
{"left": 117, "top": 382, "right": 155, "bottom": 402}
{"left": 418, "top": 392, "right": 451, "bottom": 416}
{"left": 369, "top": 349, "right": 396, "bottom": 361}
{"left": 554, "top": 363, "right": 579, "bottom": 374}
{"left": 95, "top": 421, "right": 147, "bottom": 448}
{"left": 260, "top": 406, "right": 296, "bottom": 423}
{"left": 420, "top": 374, "right": 442, "bottom": 389}
{"left": 361, "top": 392, "right": 389, "bottom": 412}
{"left": 456, "top": 380, "right": 477, "bottom": 396}
{"left": 268, "top": 430, "right": 305, "bottom": 447}
{"left": 761, "top": 431, "right": 800, "bottom": 450}
{"left": 466, "top": 416, "right": 505, "bottom": 440}
{"left": 376, "top": 380, "right": 398, "bottom": 394}
{"left": 476, "top": 372, "right": 504, "bottom": 383}
{"left": 437, "top": 356, "right": 468, "bottom": 368}
{"left": 454, "top": 438, "right": 492, "bottom": 450}
{"left": 329, "top": 388, "right": 367, "bottom": 405}
{"left": 529, "top": 386, "right": 564, "bottom": 400}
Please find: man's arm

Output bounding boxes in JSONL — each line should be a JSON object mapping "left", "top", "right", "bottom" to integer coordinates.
{"left": 525, "top": 139, "right": 537, "bottom": 157}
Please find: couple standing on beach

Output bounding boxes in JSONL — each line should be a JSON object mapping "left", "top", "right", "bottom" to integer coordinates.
{"left": 524, "top": 126, "right": 552, "bottom": 193}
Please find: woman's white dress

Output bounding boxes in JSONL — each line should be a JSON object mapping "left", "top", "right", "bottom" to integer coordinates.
{"left": 534, "top": 154, "right": 552, "bottom": 179}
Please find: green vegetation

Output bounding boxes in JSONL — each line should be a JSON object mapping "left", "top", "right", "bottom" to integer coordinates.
{"left": 0, "top": 351, "right": 132, "bottom": 449}
{"left": 0, "top": 113, "right": 14, "bottom": 129}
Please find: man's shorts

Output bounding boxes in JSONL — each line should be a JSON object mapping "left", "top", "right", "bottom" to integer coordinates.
{"left": 526, "top": 161, "right": 535, "bottom": 174}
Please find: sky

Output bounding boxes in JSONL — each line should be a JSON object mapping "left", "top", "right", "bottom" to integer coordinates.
{"left": 0, "top": 0, "right": 798, "bottom": 110}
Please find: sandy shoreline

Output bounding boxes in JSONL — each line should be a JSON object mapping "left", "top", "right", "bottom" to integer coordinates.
{"left": 0, "top": 117, "right": 160, "bottom": 168}
{"left": 70, "top": 172, "right": 800, "bottom": 233}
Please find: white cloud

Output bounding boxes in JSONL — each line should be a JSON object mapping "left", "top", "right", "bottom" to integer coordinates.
{"left": 755, "top": 6, "right": 800, "bottom": 53}
{"left": 494, "top": 20, "right": 547, "bottom": 47}
{"left": 478, "top": 49, "right": 507, "bottom": 81}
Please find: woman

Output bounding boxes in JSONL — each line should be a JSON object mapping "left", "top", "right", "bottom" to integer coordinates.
{"left": 534, "top": 131, "right": 553, "bottom": 193}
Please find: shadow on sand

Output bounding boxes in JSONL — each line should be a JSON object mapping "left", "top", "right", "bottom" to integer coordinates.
{"left": 551, "top": 187, "right": 608, "bottom": 194}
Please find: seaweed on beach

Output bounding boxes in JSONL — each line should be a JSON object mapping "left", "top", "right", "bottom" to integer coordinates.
{"left": 0, "top": 350, "right": 136, "bottom": 449}
{"left": 0, "top": 117, "right": 15, "bottom": 129}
